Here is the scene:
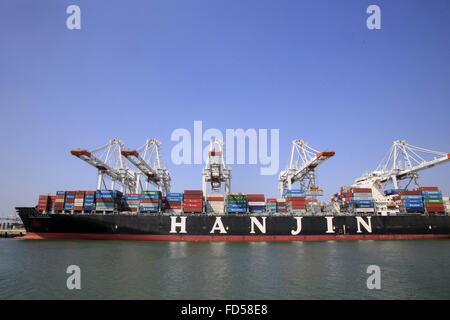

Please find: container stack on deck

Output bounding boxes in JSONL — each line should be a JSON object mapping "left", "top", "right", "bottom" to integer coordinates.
{"left": 444, "top": 197, "right": 450, "bottom": 213}
{"left": 96, "top": 190, "right": 122, "bottom": 212}
{"left": 55, "top": 191, "right": 65, "bottom": 211}
{"left": 227, "top": 193, "right": 247, "bottom": 213}
{"left": 49, "top": 196, "right": 55, "bottom": 211}
{"left": 385, "top": 189, "right": 406, "bottom": 196}
{"left": 183, "top": 190, "right": 203, "bottom": 213}
{"left": 123, "top": 194, "right": 140, "bottom": 212}
{"left": 267, "top": 198, "right": 277, "bottom": 213}
{"left": 306, "top": 199, "right": 321, "bottom": 214}
{"left": 84, "top": 191, "right": 95, "bottom": 212}
{"left": 74, "top": 191, "right": 85, "bottom": 211}
{"left": 344, "top": 188, "right": 374, "bottom": 213}
{"left": 284, "top": 189, "right": 306, "bottom": 214}
{"left": 400, "top": 190, "right": 424, "bottom": 213}
{"left": 206, "top": 194, "right": 225, "bottom": 214}
{"left": 140, "top": 191, "right": 161, "bottom": 213}
{"left": 37, "top": 195, "right": 51, "bottom": 212}
{"left": 165, "top": 193, "right": 183, "bottom": 214}
{"left": 276, "top": 199, "right": 286, "bottom": 213}
{"left": 247, "top": 194, "right": 266, "bottom": 213}
{"left": 421, "top": 187, "right": 445, "bottom": 213}
{"left": 64, "top": 191, "right": 76, "bottom": 211}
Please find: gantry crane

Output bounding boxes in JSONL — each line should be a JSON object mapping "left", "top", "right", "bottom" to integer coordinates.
{"left": 202, "top": 139, "right": 231, "bottom": 195}
{"left": 354, "top": 140, "right": 450, "bottom": 200}
{"left": 121, "top": 139, "right": 171, "bottom": 195}
{"left": 71, "top": 139, "right": 137, "bottom": 193}
{"left": 278, "top": 140, "right": 335, "bottom": 197}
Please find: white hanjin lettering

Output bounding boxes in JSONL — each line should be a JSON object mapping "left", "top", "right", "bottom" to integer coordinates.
{"left": 291, "top": 217, "right": 303, "bottom": 235}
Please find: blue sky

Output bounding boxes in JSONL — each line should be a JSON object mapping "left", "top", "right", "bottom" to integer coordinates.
{"left": 0, "top": 0, "right": 449, "bottom": 215}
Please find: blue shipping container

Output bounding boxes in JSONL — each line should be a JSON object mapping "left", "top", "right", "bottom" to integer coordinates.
{"left": 227, "top": 204, "right": 247, "bottom": 209}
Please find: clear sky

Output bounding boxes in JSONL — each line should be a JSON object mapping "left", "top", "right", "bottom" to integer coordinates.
{"left": 0, "top": 0, "right": 449, "bottom": 216}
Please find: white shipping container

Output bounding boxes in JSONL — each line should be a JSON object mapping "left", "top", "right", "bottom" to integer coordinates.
{"left": 248, "top": 202, "right": 265, "bottom": 206}
{"left": 354, "top": 208, "right": 375, "bottom": 213}
{"left": 352, "top": 192, "right": 372, "bottom": 197}
{"left": 352, "top": 196, "right": 373, "bottom": 201}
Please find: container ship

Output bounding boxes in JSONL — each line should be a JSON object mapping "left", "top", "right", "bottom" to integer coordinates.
{"left": 16, "top": 139, "right": 450, "bottom": 242}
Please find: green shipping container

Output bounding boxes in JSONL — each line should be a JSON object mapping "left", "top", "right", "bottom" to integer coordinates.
{"left": 424, "top": 199, "right": 443, "bottom": 204}
{"left": 227, "top": 196, "right": 246, "bottom": 200}
{"left": 141, "top": 191, "right": 161, "bottom": 196}
{"left": 96, "top": 202, "right": 115, "bottom": 206}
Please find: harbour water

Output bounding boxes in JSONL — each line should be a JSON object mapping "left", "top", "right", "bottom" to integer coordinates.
{"left": 1, "top": 239, "right": 450, "bottom": 300}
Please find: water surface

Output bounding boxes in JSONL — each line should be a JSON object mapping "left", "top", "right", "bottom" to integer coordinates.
{"left": 1, "top": 239, "right": 449, "bottom": 299}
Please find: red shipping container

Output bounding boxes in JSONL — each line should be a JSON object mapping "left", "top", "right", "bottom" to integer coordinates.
{"left": 426, "top": 204, "right": 445, "bottom": 212}
{"left": 247, "top": 194, "right": 265, "bottom": 201}
{"left": 184, "top": 204, "right": 203, "bottom": 207}
{"left": 419, "top": 187, "right": 439, "bottom": 191}
{"left": 184, "top": 199, "right": 203, "bottom": 203}
{"left": 183, "top": 194, "right": 203, "bottom": 199}
{"left": 400, "top": 191, "right": 422, "bottom": 196}
{"left": 166, "top": 204, "right": 182, "bottom": 209}
{"left": 184, "top": 190, "right": 203, "bottom": 195}
{"left": 97, "top": 198, "right": 115, "bottom": 203}
{"left": 140, "top": 199, "right": 159, "bottom": 203}
{"left": 351, "top": 188, "right": 372, "bottom": 193}
{"left": 289, "top": 200, "right": 306, "bottom": 205}
{"left": 287, "top": 197, "right": 306, "bottom": 201}
{"left": 207, "top": 196, "right": 224, "bottom": 201}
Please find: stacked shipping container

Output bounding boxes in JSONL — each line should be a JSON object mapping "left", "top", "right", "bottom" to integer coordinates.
{"left": 284, "top": 189, "right": 306, "bottom": 214}
{"left": 123, "top": 194, "right": 140, "bottom": 212}
{"left": 140, "top": 191, "right": 161, "bottom": 213}
{"left": 74, "top": 191, "right": 85, "bottom": 211}
{"left": 96, "top": 190, "right": 122, "bottom": 212}
{"left": 84, "top": 191, "right": 95, "bottom": 212}
{"left": 444, "top": 197, "right": 450, "bottom": 213}
{"left": 165, "top": 193, "right": 183, "bottom": 214}
{"left": 54, "top": 191, "right": 65, "bottom": 211}
{"left": 276, "top": 199, "right": 286, "bottom": 213}
{"left": 335, "top": 187, "right": 374, "bottom": 213}
{"left": 400, "top": 190, "right": 424, "bottom": 213}
{"left": 183, "top": 190, "right": 203, "bottom": 213}
{"left": 351, "top": 188, "right": 374, "bottom": 213}
{"left": 267, "top": 198, "right": 277, "bottom": 213}
{"left": 421, "top": 187, "right": 445, "bottom": 213}
{"left": 227, "top": 193, "right": 247, "bottom": 213}
{"left": 64, "top": 191, "right": 76, "bottom": 211}
{"left": 247, "top": 194, "right": 266, "bottom": 213}
{"left": 206, "top": 194, "right": 225, "bottom": 214}
{"left": 37, "top": 195, "right": 51, "bottom": 212}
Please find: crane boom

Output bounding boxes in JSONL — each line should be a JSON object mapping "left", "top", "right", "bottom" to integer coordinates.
{"left": 354, "top": 140, "right": 450, "bottom": 195}
{"left": 121, "top": 139, "right": 171, "bottom": 194}
{"left": 278, "top": 140, "right": 335, "bottom": 196}
{"left": 70, "top": 139, "right": 137, "bottom": 193}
